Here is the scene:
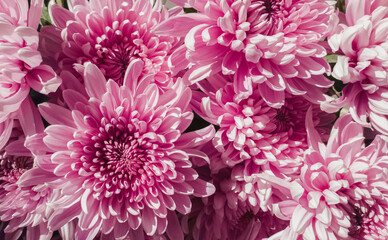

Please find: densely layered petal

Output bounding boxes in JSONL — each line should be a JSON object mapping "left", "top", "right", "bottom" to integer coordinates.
{"left": 42, "top": 0, "right": 181, "bottom": 89}
{"left": 274, "top": 113, "right": 388, "bottom": 239}
{"left": 157, "top": 0, "right": 334, "bottom": 106}
{"left": 0, "top": 0, "right": 61, "bottom": 146}
{"left": 326, "top": 0, "right": 388, "bottom": 135}
{"left": 25, "top": 61, "right": 215, "bottom": 239}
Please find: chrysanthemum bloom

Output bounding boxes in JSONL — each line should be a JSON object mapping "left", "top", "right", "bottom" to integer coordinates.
{"left": 273, "top": 112, "right": 388, "bottom": 239}
{"left": 339, "top": 133, "right": 388, "bottom": 239}
{"left": 0, "top": 113, "right": 64, "bottom": 239}
{"left": 324, "top": 0, "right": 388, "bottom": 134}
{"left": 0, "top": 0, "right": 61, "bottom": 108}
{"left": 44, "top": 0, "right": 181, "bottom": 87}
{"left": 24, "top": 60, "right": 215, "bottom": 239}
{"left": 156, "top": 0, "right": 334, "bottom": 107}
{"left": 0, "top": 0, "right": 61, "bottom": 143}
{"left": 191, "top": 167, "right": 289, "bottom": 240}
{"left": 191, "top": 74, "right": 335, "bottom": 176}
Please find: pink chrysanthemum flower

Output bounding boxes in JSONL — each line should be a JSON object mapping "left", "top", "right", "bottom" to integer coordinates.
{"left": 191, "top": 167, "right": 289, "bottom": 240}
{"left": 324, "top": 0, "right": 388, "bottom": 135}
{"left": 0, "top": 0, "right": 61, "bottom": 146}
{"left": 274, "top": 112, "right": 388, "bottom": 239}
{"left": 44, "top": 0, "right": 181, "bottom": 87}
{"left": 24, "top": 60, "right": 215, "bottom": 239}
{"left": 0, "top": 111, "right": 64, "bottom": 239}
{"left": 339, "top": 133, "right": 388, "bottom": 239}
{"left": 156, "top": 0, "right": 334, "bottom": 107}
{"left": 191, "top": 74, "right": 335, "bottom": 176}
{"left": 0, "top": 125, "right": 34, "bottom": 239}
{"left": 0, "top": 0, "right": 61, "bottom": 112}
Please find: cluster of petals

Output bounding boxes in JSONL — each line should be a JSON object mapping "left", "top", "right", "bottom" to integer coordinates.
{"left": 191, "top": 73, "right": 335, "bottom": 178}
{"left": 156, "top": 0, "right": 334, "bottom": 107}
{"left": 0, "top": 0, "right": 61, "bottom": 126}
{"left": 273, "top": 112, "right": 388, "bottom": 239}
{"left": 189, "top": 165, "right": 289, "bottom": 240}
{"left": 42, "top": 0, "right": 181, "bottom": 88}
{"left": 23, "top": 60, "right": 215, "bottom": 239}
{"left": 325, "top": 0, "right": 388, "bottom": 135}
{"left": 0, "top": 109, "right": 66, "bottom": 240}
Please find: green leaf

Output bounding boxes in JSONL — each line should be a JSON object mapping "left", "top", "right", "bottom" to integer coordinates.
{"left": 324, "top": 54, "right": 339, "bottom": 64}
{"left": 40, "top": 3, "right": 52, "bottom": 26}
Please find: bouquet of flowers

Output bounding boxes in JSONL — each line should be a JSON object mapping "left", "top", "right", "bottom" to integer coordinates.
{"left": 1, "top": 0, "right": 387, "bottom": 239}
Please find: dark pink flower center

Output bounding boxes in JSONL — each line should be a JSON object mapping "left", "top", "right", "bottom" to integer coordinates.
{"left": 272, "top": 107, "right": 292, "bottom": 133}
{"left": 92, "top": 29, "right": 142, "bottom": 84}
{"left": 347, "top": 203, "right": 388, "bottom": 239}
{"left": 348, "top": 205, "right": 366, "bottom": 238}
{"left": 262, "top": 0, "right": 283, "bottom": 19}
{"left": 72, "top": 114, "right": 170, "bottom": 200}
{"left": 0, "top": 151, "right": 33, "bottom": 184}
{"left": 101, "top": 133, "right": 146, "bottom": 178}
{"left": 234, "top": 210, "right": 257, "bottom": 232}
{"left": 248, "top": 0, "right": 287, "bottom": 35}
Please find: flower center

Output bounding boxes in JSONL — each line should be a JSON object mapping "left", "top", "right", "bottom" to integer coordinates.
{"left": 348, "top": 205, "right": 366, "bottom": 238}
{"left": 272, "top": 107, "right": 292, "bottom": 133}
{"left": 0, "top": 151, "right": 33, "bottom": 184}
{"left": 101, "top": 132, "right": 147, "bottom": 178}
{"left": 75, "top": 115, "right": 163, "bottom": 199}
{"left": 248, "top": 0, "right": 287, "bottom": 35}
{"left": 93, "top": 30, "right": 141, "bottom": 84}
{"left": 235, "top": 210, "right": 257, "bottom": 231}
{"left": 263, "top": 0, "right": 280, "bottom": 19}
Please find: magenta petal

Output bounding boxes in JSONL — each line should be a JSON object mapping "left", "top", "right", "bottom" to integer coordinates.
{"left": 171, "top": 194, "right": 191, "bottom": 214}
{"left": 113, "top": 222, "right": 130, "bottom": 239}
{"left": 49, "top": 2, "right": 75, "bottom": 28}
{"left": 141, "top": 207, "right": 157, "bottom": 236}
{"left": 0, "top": 118, "right": 13, "bottom": 149}
{"left": 18, "top": 168, "right": 58, "bottom": 187}
{"left": 155, "top": 13, "right": 212, "bottom": 37}
{"left": 123, "top": 59, "right": 144, "bottom": 91}
{"left": 28, "top": 0, "right": 44, "bottom": 29}
{"left": 26, "top": 225, "right": 50, "bottom": 240}
{"left": 18, "top": 47, "right": 42, "bottom": 69}
{"left": 275, "top": 200, "right": 298, "bottom": 219}
{"left": 39, "top": 102, "right": 75, "bottom": 127}
{"left": 305, "top": 107, "right": 326, "bottom": 154}
{"left": 258, "top": 84, "right": 285, "bottom": 108}
{"left": 17, "top": 97, "right": 44, "bottom": 136}
{"left": 26, "top": 65, "right": 61, "bottom": 94}
{"left": 175, "top": 125, "right": 215, "bottom": 148}
{"left": 49, "top": 203, "right": 81, "bottom": 231}
{"left": 166, "top": 211, "right": 184, "bottom": 240}
{"left": 83, "top": 62, "right": 107, "bottom": 100}
{"left": 62, "top": 89, "right": 89, "bottom": 110}
{"left": 168, "top": 45, "right": 190, "bottom": 75}
{"left": 190, "top": 178, "right": 215, "bottom": 197}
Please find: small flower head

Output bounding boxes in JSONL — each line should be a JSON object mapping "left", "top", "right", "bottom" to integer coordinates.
{"left": 274, "top": 112, "right": 388, "bottom": 239}
{"left": 0, "top": 116, "right": 58, "bottom": 239}
{"left": 156, "top": 0, "right": 334, "bottom": 106}
{"left": 325, "top": 0, "right": 388, "bottom": 134}
{"left": 46, "top": 0, "right": 180, "bottom": 87}
{"left": 192, "top": 167, "right": 289, "bottom": 240}
{"left": 192, "top": 74, "right": 335, "bottom": 177}
{"left": 0, "top": 0, "right": 61, "bottom": 143}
